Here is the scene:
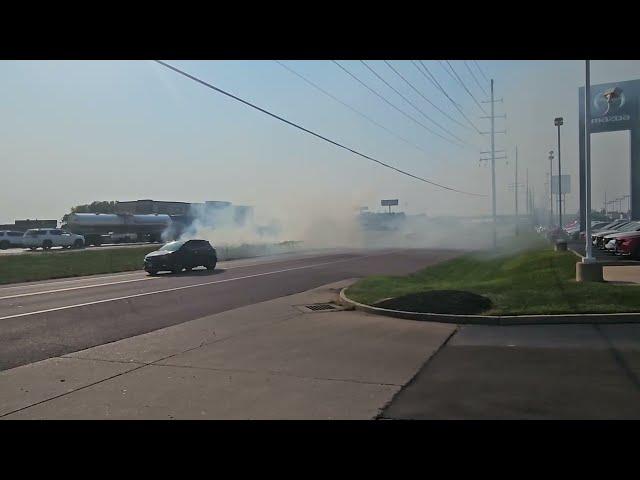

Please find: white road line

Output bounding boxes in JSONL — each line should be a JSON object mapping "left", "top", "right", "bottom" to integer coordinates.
{"left": 0, "top": 254, "right": 328, "bottom": 300}
{"left": 0, "top": 250, "right": 341, "bottom": 293}
{"left": 0, "top": 276, "right": 160, "bottom": 301}
{"left": 0, "top": 272, "right": 146, "bottom": 291}
{"left": 0, "top": 251, "right": 394, "bottom": 321}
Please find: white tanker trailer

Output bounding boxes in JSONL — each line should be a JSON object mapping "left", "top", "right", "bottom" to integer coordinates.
{"left": 63, "top": 213, "right": 173, "bottom": 246}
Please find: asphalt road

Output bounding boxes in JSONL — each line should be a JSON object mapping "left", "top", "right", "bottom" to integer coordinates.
{"left": 0, "top": 248, "right": 461, "bottom": 371}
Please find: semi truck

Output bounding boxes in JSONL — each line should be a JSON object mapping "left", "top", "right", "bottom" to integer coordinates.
{"left": 63, "top": 213, "right": 175, "bottom": 246}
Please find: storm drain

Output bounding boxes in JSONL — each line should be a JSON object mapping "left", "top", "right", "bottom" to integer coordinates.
{"left": 296, "top": 303, "right": 343, "bottom": 313}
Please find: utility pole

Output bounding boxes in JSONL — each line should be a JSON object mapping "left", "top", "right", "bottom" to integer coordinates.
{"left": 480, "top": 79, "right": 506, "bottom": 248}
{"left": 531, "top": 186, "right": 535, "bottom": 217}
{"left": 515, "top": 146, "right": 519, "bottom": 235}
{"left": 526, "top": 168, "right": 530, "bottom": 215}
{"left": 507, "top": 147, "right": 523, "bottom": 235}
{"left": 604, "top": 191, "right": 607, "bottom": 216}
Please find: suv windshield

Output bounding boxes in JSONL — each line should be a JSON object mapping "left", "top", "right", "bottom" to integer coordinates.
{"left": 159, "top": 241, "right": 185, "bottom": 252}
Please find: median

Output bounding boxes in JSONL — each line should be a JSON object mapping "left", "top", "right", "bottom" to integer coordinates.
{"left": 345, "top": 239, "right": 640, "bottom": 316}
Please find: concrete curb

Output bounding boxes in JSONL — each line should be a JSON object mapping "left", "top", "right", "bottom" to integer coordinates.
{"left": 339, "top": 288, "right": 640, "bottom": 326}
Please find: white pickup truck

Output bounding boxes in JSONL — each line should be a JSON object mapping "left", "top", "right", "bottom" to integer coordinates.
{"left": 22, "top": 229, "right": 85, "bottom": 250}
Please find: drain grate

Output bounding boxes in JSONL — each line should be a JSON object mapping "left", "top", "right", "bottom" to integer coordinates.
{"left": 295, "top": 303, "right": 343, "bottom": 313}
{"left": 305, "top": 303, "right": 339, "bottom": 311}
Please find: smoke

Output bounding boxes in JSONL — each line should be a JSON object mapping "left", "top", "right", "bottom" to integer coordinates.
{"left": 166, "top": 196, "right": 510, "bottom": 256}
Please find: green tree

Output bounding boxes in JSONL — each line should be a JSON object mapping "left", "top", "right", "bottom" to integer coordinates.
{"left": 62, "top": 201, "right": 117, "bottom": 223}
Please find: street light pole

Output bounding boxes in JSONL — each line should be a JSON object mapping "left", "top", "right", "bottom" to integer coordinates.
{"left": 584, "top": 60, "right": 594, "bottom": 263}
{"left": 549, "top": 150, "right": 554, "bottom": 227}
{"left": 555, "top": 117, "right": 564, "bottom": 228}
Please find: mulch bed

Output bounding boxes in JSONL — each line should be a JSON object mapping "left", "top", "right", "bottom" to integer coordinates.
{"left": 375, "top": 290, "right": 493, "bottom": 315}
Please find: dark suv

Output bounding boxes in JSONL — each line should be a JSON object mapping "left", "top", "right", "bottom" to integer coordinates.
{"left": 0, "top": 230, "right": 25, "bottom": 250}
{"left": 144, "top": 239, "right": 217, "bottom": 275}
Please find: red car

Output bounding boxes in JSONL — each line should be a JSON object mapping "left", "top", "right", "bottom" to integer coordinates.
{"left": 613, "top": 231, "right": 640, "bottom": 259}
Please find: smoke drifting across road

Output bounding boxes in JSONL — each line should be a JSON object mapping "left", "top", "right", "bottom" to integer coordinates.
{"left": 171, "top": 196, "right": 504, "bottom": 255}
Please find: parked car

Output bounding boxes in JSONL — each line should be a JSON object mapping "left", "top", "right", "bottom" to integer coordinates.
{"left": 0, "top": 230, "right": 25, "bottom": 249}
{"left": 569, "top": 221, "right": 609, "bottom": 240}
{"left": 22, "top": 229, "right": 85, "bottom": 250}
{"left": 144, "top": 239, "right": 217, "bottom": 275}
{"left": 591, "top": 221, "right": 634, "bottom": 248}
{"left": 611, "top": 231, "right": 640, "bottom": 258}
{"left": 576, "top": 220, "right": 622, "bottom": 240}
{"left": 601, "top": 223, "right": 640, "bottom": 252}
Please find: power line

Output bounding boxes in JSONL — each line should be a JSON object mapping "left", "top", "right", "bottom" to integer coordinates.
{"left": 473, "top": 60, "right": 490, "bottom": 84}
{"left": 415, "top": 60, "right": 483, "bottom": 134}
{"left": 415, "top": 60, "right": 460, "bottom": 108}
{"left": 445, "top": 60, "right": 487, "bottom": 115}
{"left": 438, "top": 60, "right": 462, "bottom": 85}
{"left": 360, "top": 60, "right": 468, "bottom": 147}
{"left": 154, "top": 60, "right": 485, "bottom": 197}
{"left": 464, "top": 60, "right": 487, "bottom": 96}
{"left": 332, "top": 60, "right": 463, "bottom": 149}
{"left": 382, "top": 60, "right": 470, "bottom": 131}
{"left": 275, "top": 60, "right": 436, "bottom": 159}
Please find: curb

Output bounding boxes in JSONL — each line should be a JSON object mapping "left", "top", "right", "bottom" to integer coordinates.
{"left": 339, "top": 288, "right": 640, "bottom": 326}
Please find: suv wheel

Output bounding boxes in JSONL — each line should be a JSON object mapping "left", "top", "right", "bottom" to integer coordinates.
{"left": 171, "top": 264, "right": 183, "bottom": 274}
{"left": 0, "top": 240, "right": 9, "bottom": 250}
{"left": 42, "top": 240, "right": 53, "bottom": 250}
{"left": 206, "top": 261, "right": 217, "bottom": 271}
{"left": 73, "top": 239, "right": 84, "bottom": 249}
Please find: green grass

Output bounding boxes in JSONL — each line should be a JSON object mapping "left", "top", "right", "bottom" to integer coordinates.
{"left": 0, "top": 241, "right": 303, "bottom": 285}
{"left": 346, "top": 239, "right": 640, "bottom": 315}
{"left": 0, "top": 246, "right": 158, "bottom": 285}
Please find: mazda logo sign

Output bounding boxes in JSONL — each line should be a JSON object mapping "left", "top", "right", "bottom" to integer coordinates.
{"left": 594, "top": 86, "right": 625, "bottom": 117}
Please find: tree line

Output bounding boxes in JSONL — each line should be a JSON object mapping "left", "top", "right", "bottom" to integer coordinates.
{"left": 61, "top": 201, "right": 117, "bottom": 222}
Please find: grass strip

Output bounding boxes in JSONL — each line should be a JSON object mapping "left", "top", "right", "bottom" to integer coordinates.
{"left": 346, "top": 240, "right": 640, "bottom": 315}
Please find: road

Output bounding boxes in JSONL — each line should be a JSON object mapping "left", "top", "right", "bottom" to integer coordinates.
{"left": 0, "top": 248, "right": 461, "bottom": 371}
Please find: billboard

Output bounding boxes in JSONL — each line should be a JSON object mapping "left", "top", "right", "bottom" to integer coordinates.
{"left": 551, "top": 175, "right": 571, "bottom": 195}
{"left": 381, "top": 199, "right": 399, "bottom": 207}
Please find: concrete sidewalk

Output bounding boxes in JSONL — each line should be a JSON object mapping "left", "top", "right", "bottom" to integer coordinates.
{"left": 382, "top": 323, "right": 640, "bottom": 419}
{"left": 0, "top": 279, "right": 455, "bottom": 419}
{"left": 603, "top": 265, "right": 640, "bottom": 284}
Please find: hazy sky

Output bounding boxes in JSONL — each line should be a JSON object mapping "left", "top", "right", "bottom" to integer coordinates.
{"left": 2, "top": 59, "right": 640, "bottom": 224}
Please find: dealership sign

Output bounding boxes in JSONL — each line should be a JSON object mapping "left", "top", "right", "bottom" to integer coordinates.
{"left": 579, "top": 78, "right": 640, "bottom": 229}
{"left": 580, "top": 81, "right": 637, "bottom": 133}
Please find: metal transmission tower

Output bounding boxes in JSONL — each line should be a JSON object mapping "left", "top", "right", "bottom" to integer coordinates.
{"left": 479, "top": 79, "right": 506, "bottom": 248}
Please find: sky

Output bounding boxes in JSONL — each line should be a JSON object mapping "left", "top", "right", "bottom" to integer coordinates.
{"left": 1, "top": 59, "right": 640, "bottom": 225}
